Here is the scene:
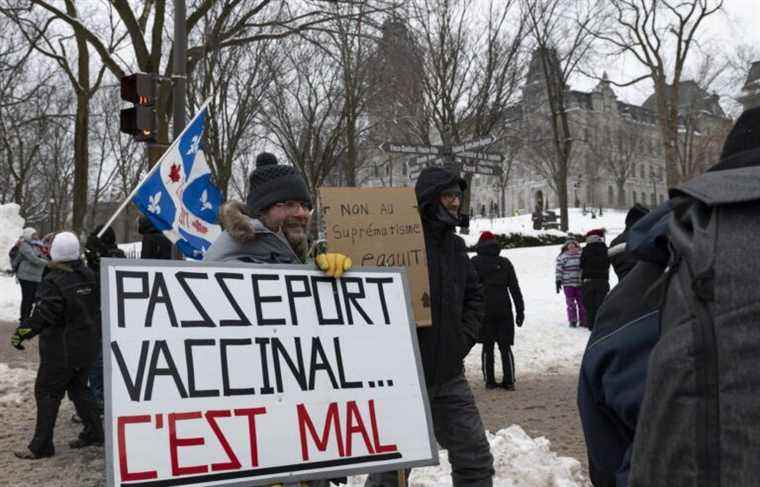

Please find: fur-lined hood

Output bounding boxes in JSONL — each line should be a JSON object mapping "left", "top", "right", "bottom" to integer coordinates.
{"left": 204, "top": 201, "right": 303, "bottom": 264}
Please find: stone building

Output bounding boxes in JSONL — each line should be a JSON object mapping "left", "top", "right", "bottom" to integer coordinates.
{"left": 361, "top": 42, "right": 733, "bottom": 217}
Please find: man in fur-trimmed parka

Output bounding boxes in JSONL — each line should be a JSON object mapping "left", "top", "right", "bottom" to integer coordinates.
{"left": 204, "top": 152, "right": 348, "bottom": 487}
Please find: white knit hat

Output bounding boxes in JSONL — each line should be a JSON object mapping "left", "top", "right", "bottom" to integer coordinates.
{"left": 50, "top": 232, "right": 81, "bottom": 262}
{"left": 21, "top": 227, "right": 37, "bottom": 240}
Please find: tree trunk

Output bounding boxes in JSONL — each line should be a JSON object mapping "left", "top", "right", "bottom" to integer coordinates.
{"left": 71, "top": 91, "right": 89, "bottom": 236}
{"left": 616, "top": 179, "right": 626, "bottom": 208}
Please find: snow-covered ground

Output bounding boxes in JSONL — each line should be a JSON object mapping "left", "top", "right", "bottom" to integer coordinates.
{"left": 0, "top": 203, "right": 627, "bottom": 486}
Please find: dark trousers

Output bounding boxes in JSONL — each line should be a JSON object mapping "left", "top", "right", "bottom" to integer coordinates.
{"left": 582, "top": 279, "right": 610, "bottom": 330}
{"left": 364, "top": 373, "right": 494, "bottom": 487}
{"left": 482, "top": 340, "right": 515, "bottom": 386}
{"left": 87, "top": 348, "right": 104, "bottom": 405}
{"left": 19, "top": 279, "right": 38, "bottom": 322}
{"left": 29, "top": 362, "right": 103, "bottom": 456}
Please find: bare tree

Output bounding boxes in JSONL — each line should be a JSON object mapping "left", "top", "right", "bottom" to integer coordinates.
{"left": 521, "top": 0, "right": 603, "bottom": 230}
{"left": 593, "top": 0, "right": 724, "bottom": 186}
{"left": 260, "top": 39, "right": 346, "bottom": 195}
{"left": 407, "top": 0, "right": 526, "bottom": 217}
{"left": 584, "top": 124, "right": 641, "bottom": 207}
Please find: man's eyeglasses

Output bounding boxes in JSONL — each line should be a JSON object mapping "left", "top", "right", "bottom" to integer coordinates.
{"left": 440, "top": 190, "right": 463, "bottom": 202}
{"left": 273, "top": 201, "right": 312, "bottom": 214}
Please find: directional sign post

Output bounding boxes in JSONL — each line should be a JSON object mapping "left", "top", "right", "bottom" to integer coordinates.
{"left": 379, "top": 135, "right": 504, "bottom": 233}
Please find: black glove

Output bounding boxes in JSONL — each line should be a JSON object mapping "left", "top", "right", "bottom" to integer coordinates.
{"left": 11, "top": 324, "right": 34, "bottom": 350}
{"left": 556, "top": 280, "right": 562, "bottom": 294}
{"left": 516, "top": 312, "right": 525, "bottom": 327}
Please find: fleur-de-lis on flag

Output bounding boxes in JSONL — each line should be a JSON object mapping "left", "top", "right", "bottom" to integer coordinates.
{"left": 186, "top": 135, "right": 201, "bottom": 156}
{"left": 200, "top": 189, "right": 213, "bottom": 211}
{"left": 147, "top": 192, "right": 162, "bottom": 215}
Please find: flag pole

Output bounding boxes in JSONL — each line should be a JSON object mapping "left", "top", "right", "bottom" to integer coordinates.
{"left": 97, "top": 99, "right": 212, "bottom": 239}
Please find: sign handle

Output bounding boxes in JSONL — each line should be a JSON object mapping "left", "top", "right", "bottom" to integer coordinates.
{"left": 397, "top": 469, "right": 406, "bottom": 486}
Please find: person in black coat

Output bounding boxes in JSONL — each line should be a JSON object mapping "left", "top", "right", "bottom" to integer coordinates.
{"left": 580, "top": 228, "right": 610, "bottom": 330}
{"left": 578, "top": 202, "right": 671, "bottom": 487}
{"left": 471, "top": 231, "right": 525, "bottom": 390}
{"left": 11, "top": 232, "right": 104, "bottom": 459}
{"left": 138, "top": 215, "right": 173, "bottom": 259}
{"left": 608, "top": 204, "right": 649, "bottom": 281}
{"left": 365, "top": 166, "right": 494, "bottom": 487}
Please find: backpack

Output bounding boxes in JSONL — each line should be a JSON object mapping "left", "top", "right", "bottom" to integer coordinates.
{"left": 629, "top": 165, "right": 760, "bottom": 487}
{"left": 8, "top": 240, "right": 21, "bottom": 273}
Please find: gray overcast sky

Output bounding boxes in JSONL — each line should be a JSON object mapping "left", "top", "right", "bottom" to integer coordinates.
{"left": 569, "top": 0, "right": 760, "bottom": 110}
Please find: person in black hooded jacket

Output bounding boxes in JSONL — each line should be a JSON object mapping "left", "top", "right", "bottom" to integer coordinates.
{"left": 471, "top": 231, "right": 525, "bottom": 390}
{"left": 138, "top": 215, "right": 173, "bottom": 259}
{"left": 11, "top": 232, "right": 104, "bottom": 459}
{"left": 608, "top": 204, "right": 649, "bottom": 281}
{"left": 365, "top": 166, "right": 494, "bottom": 487}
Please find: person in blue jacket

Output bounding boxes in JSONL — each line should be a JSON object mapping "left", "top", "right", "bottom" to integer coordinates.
{"left": 577, "top": 201, "right": 672, "bottom": 487}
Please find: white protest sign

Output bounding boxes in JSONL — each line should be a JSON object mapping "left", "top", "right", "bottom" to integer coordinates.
{"left": 101, "top": 259, "right": 436, "bottom": 487}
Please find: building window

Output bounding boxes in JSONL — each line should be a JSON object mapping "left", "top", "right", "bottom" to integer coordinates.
{"left": 374, "top": 165, "right": 380, "bottom": 178}
{"left": 659, "top": 194, "right": 664, "bottom": 204}
{"left": 641, "top": 192, "right": 646, "bottom": 204}
{"left": 402, "top": 162, "right": 408, "bottom": 176}
{"left": 633, "top": 191, "right": 637, "bottom": 204}
{"left": 640, "top": 165, "right": 644, "bottom": 179}
{"left": 651, "top": 192, "right": 656, "bottom": 207}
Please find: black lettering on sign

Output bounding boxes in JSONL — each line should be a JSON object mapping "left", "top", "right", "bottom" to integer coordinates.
{"left": 145, "top": 272, "right": 179, "bottom": 328}
{"left": 176, "top": 272, "right": 215, "bottom": 327}
{"left": 252, "top": 274, "right": 286, "bottom": 326}
{"left": 340, "top": 202, "right": 369, "bottom": 216}
{"left": 144, "top": 340, "right": 188, "bottom": 401}
{"left": 310, "top": 276, "right": 344, "bottom": 325}
{"left": 340, "top": 277, "right": 372, "bottom": 325}
{"left": 220, "top": 338, "right": 256, "bottom": 396}
{"left": 115, "top": 271, "right": 149, "bottom": 328}
{"left": 110, "top": 340, "right": 150, "bottom": 401}
{"left": 308, "top": 337, "right": 339, "bottom": 390}
{"left": 214, "top": 273, "right": 252, "bottom": 327}
{"left": 334, "top": 337, "right": 362, "bottom": 389}
{"left": 271, "top": 337, "right": 307, "bottom": 392}
{"left": 285, "top": 275, "right": 311, "bottom": 326}
{"left": 380, "top": 203, "right": 394, "bottom": 215}
{"left": 185, "top": 339, "right": 220, "bottom": 398}
{"left": 366, "top": 277, "right": 393, "bottom": 325}
{"left": 255, "top": 338, "right": 275, "bottom": 395}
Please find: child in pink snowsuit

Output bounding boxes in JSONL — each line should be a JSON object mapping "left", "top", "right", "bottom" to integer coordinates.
{"left": 556, "top": 239, "right": 587, "bottom": 327}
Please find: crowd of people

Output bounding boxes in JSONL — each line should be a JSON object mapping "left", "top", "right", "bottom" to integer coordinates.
{"left": 6, "top": 106, "right": 760, "bottom": 486}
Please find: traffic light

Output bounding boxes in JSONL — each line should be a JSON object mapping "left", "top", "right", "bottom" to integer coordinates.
{"left": 120, "top": 73, "right": 157, "bottom": 142}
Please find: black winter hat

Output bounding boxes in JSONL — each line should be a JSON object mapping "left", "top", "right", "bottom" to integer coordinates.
{"left": 720, "top": 107, "right": 760, "bottom": 160}
{"left": 625, "top": 203, "right": 649, "bottom": 228}
{"left": 246, "top": 152, "right": 312, "bottom": 214}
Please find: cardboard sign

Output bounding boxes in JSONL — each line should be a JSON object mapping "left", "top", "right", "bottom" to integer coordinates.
{"left": 319, "top": 187, "right": 432, "bottom": 327}
{"left": 101, "top": 259, "right": 436, "bottom": 487}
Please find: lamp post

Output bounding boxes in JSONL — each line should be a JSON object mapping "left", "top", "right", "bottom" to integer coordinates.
{"left": 48, "top": 198, "right": 55, "bottom": 233}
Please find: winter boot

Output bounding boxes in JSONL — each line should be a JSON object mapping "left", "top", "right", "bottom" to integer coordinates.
{"left": 569, "top": 321, "right": 577, "bottom": 328}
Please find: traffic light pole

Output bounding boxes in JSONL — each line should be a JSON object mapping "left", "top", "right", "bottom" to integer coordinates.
{"left": 171, "top": 0, "right": 187, "bottom": 260}
{"left": 173, "top": 0, "right": 186, "bottom": 137}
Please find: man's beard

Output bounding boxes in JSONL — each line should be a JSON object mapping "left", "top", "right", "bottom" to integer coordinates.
{"left": 282, "top": 217, "right": 309, "bottom": 259}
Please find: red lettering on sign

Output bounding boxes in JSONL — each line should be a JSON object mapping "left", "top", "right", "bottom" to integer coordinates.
{"left": 234, "top": 407, "right": 267, "bottom": 467}
{"left": 118, "top": 415, "right": 158, "bottom": 481}
{"left": 297, "top": 402, "right": 345, "bottom": 461}
{"left": 345, "top": 400, "right": 374, "bottom": 456}
{"left": 169, "top": 411, "right": 208, "bottom": 476}
{"left": 369, "top": 399, "right": 398, "bottom": 453}
{"left": 205, "top": 410, "right": 242, "bottom": 472}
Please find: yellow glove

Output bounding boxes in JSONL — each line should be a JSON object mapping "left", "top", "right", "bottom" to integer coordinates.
{"left": 315, "top": 253, "right": 352, "bottom": 278}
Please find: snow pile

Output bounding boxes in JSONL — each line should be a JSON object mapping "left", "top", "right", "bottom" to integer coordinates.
{"left": 347, "top": 425, "right": 589, "bottom": 487}
{"left": 0, "top": 203, "right": 25, "bottom": 271}
{"left": 0, "top": 363, "right": 35, "bottom": 405}
{"left": 464, "top": 208, "right": 628, "bottom": 247}
{"left": 0, "top": 274, "right": 21, "bottom": 322}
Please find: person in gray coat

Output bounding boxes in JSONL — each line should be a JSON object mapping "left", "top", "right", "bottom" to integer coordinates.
{"left": 15, "top": 227, "right": 49, "bottom": 322}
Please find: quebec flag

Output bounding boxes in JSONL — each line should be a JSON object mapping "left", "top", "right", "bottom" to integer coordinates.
{"left": 132, "top": 103, "right": 222, "bottom": 259}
